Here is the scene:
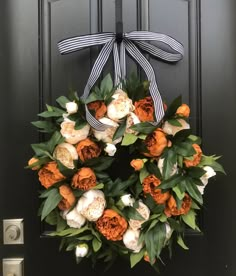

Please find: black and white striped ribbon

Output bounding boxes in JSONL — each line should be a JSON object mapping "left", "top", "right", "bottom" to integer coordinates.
{"left": 58, "top": 31, "right": 184, "bottom": 130}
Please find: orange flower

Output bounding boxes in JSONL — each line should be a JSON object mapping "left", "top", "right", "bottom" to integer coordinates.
{"left": 144, "top": 128, "right": 168, "bottom": 157}
{"left": 28, "top": 157, "right": 40, "bottom": 170}
{"left": 87, "top": 100, "right": 107, "bottom": 120}
{"left": 142, "top": 174, "right": 170, "bottom": 204}
{"left": 164, "top": 194, "right": 192, "bottom": 217}
{"left": 38, "top": 161, "right": 65, "bottom": 189}
{"left": 72, "top": 167, "right": 96, "bottom": 190}
{"left": 184, "top": 144, "right": 202, "bottom": 168}
{"left": 134, "top": 96, "right": 154, "bottom": 122}
{"left": 176, "top": 104, "right": 190, "bottom": 118}
{"left": 76, "top": 138, "right": 101, "bottom": 162}
{"left": 130, "top": 159, "right": 144, "bottom": 171}
{"left": 58, "top": 185, "right": 76, "bottom": 211}
{"left": 96, "top": 209, "right": 128, "bottom": 241}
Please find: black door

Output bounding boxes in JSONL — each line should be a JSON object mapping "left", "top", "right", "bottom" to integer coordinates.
{"left": 0, "top": 0, "right": 235, "bottom": 275}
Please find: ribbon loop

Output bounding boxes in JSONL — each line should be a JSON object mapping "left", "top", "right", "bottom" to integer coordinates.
{"left": 58, "top": 30, "right": 184, "bottom": 130}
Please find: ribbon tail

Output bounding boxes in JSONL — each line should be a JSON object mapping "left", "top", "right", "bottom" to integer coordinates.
{"left": 124, "top": 39, "right": 164, "bottom": 125}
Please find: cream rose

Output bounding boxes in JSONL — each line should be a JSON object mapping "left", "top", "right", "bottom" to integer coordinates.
{"left": 129, "top": 201, "right": 150, "bottom": 230}
{"left": 93, "top": 117, "right": 122, "bottom": 144}
{"left": 126, "top": 112, "right": 140, "bottom": 134}
{"left": 158, "top": 158, "right": 177, "bottom": 176}
{"left": 123, "top": 228, "right": 143, "bottom": 253}
{"left": 75, "top": 244, "right": 89, "bottom": 257}
{"left": 76, "top": 190, "right": 106, "bottom": 221}
{"left": 65, "top": 208, "right": 86, "bottom": 229}
{"left": 53, "top": 143, "right": 78, "bottom": 169}
{"left": 162, "top": 119, "right": 190, "bottom": 136}
{"left": 198, "top": 166, "right": 216, "bottom": 194}
{"left": 120, "top": 194, "right": 135, "bottom": 207}
{"left": 104, "top": 143, "right": 117, "bottom": 156}
{"left": 60, "top": 119, "right": 90, "bottom": 144}
{"left": 107, "top": 89, "right": 134, "bottom": 121}
{"left": 65, "top": 101, "right": 78, "bottom": 114}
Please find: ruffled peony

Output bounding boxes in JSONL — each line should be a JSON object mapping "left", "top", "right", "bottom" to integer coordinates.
{"left": 53, "top": 142, "right": 78, "bottom": 169}
{"left": 96, "top": 209, "right": 128, "bottom": 241}
{"left": 58, "top": 185, "right": 76, "bottom": 211}
{"left": 93, "top": 117, "right": 122, "bottom": 144}
{"left": 76, "top": 138, "right": 101, "bottom": 162}
{"left": 176, "top": 103, "right": 190, "bottom": 118}
{"left": 72, "top": 167, "right": 96, "bottom": 191}
{"left": 130, "top": 159, "right": 144, "bottom": 171}
{"left": 144, "top": 128, "right": 168, "bottom": 157}
{"left": 134, "top": 96, "right": 154, "bottom": 122}
{"left": 87, "top": 100, "right": 107, "bottom": 119}
{"left": 164, "top": 194, "right": 192, "bottom": 217}
{"left": 60, "top": 119, "right": 90, "bottom": 144}
{"left": 107, "top": 89, "right": 134, "bottom": 121}
{"left": 123, "top": 228, "right": 143, "bottom": 253}
{"left": 184, "top": 144, "right": 202, "bottom": 167}
{"left": 65, "top": 207, "right": 86, "bottom": 229}
{"left": 129, "top": 201, "right": 150, "bottom": 230}
{"left": 76, "top": 190, "right": 106, "bottom": 221}
{"left": 162, "top": 119, "right": 190, "bottom": 136}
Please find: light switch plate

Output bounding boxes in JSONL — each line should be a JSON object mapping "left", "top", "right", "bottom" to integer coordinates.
{"left": 2, "top": 258, "right": 24, "bottom": 276}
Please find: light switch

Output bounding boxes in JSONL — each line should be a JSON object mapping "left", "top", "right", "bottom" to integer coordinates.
{"left": 2, "top": 258, "right": 24, "bottom": 276}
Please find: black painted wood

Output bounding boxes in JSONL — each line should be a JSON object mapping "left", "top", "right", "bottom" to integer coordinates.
{"left": 0, "top": 0, "right": 235, "bottom": 275}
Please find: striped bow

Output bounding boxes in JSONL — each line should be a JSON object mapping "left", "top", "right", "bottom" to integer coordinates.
{"left": 58, "top": 31, "right": 184, "bottom": 130}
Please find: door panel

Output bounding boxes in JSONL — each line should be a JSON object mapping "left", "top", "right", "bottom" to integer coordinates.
{"left": 0, "top": 0, "right": 235, "bottom": 275}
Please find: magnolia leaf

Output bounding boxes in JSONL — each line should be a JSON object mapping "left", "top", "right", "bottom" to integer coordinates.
{"left": 123, "top": 206, "right": 145, "bottom": 221}
{"left": 92, "top": 238, "right": 102, "bottom": 252}
{"left": 92, "top": 183, "right": 104, "bottom": 190}
{"left": 167, "top": 119, "right": 182, "bottom": 127}
{"left": 31, "top": 120, "right": 56, "bottom": 133}
{"left": 113, "top": 118, "right": 127, "bottom": 141}
{"left": 164, "top": 95, "right": 182, "bottom": 118}
{"left": 186, "top": 167, "right": 206, "bottom": 178}
{"left": 162, "top": 149, "right": 177, "bottom": 180}
{"left": 85, "top": 156, "right": 115, "bottom": 171}
{"left": 45, "top": 210, "right": 57, "bottom": 225}
{"left": 47, "top": 131, "right": 65, "bottom": 153}
{"left": 174, "top": 142, "right": 196, "bottom": 157}
{"left": 172, "top": 129, "right": 193, "bottom": 144}
{"left": 139, "top": 166, "right": 150, "bottom": 183}
{"left": 182, "top": 209, "right": 196, "bottom": 229}
{"left": 177, "top": 235, "right": 189, "bottom": 250}
{"left": 158, "top": 175, "right": 184, "bottom": 189}
{"left": 184, "top": 178, "right": 203, "bottom": 205}
{"left": 85, "top": 91, "right": 104, "bottom": 104}
{"left": 130, "top": 249, "right": 145, "bottom": 268}
{"left": 146, "top": 161, "right": 162, "bottom": 179}
{"left": 56, "top": 96, "right": 70, "bottom": 108}
{"left": 173, "top": 185, "right": 185, "bottom": 200}
{"left": 49, "top": 225, "right": 89, "bottom": 237}
{"left": 121, "top": 133, "right": 138, "bottom": 146}
{"left": 41, "top": 189, "right": 62, "bottom": 221}
{"left": 187, "top": 134, "right": 202, "bottom": 145}
{"left": 130, "top": 122, "right": 157, "bottom": 135}
{"left": 100, "top": 73, "right": 113, "bottom": 95}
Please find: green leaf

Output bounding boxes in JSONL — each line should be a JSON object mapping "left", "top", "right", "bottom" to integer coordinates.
{"left": 121, "top": 133, "right": 138, "bottom": 146}
{"left": 162, "top": 149, "right": 177, "bottom": 180}
{"left": 49, "top": 225, "right": 89, "bottom": 237}
{"left": 130, "top": 122, "right": 157, "bottom": 135}
{"left": 84, "top": 156, "right": 114, "bottom": 171}
{"left": 41, "top": 189, "right": 62, "bottom": 221}
{"left": 158, "top": 175, "right": 184, "bottom": 189}
{"left": 92, "top": 238, "right": 102, "bottom": 252}
{"left": 165, "top": 95, "right": 182, "bottom": 118}
{"left": 47, "top": 131, "right": 65, "bottom": 153}
{"left": 92, "top": 183, "right": 104, "bottom": 190}
{"left": 123, "top": 207, "right": 145, "bottom": 221}
{"left": 139, "top": 166, "right": 150, "bottom": 183}
{"left": 31, "top": 120, "right": 56, "bottom": 133}
{"left": 146, "top": 161, "right": 162, "bottom": 179}
{"left": 182, "top": 209, "right": 196, "bottom": 229}
{"left": 130, "top": 248, "right": 145, "bottom": 268}
{"left": 85, "top": 90, "right": 104, "bottom": 104}
{"left": 177, "top": 235, "right": 189, "bottom": 250}
{"left": 172, "top": 129, "right": 193, "bottom": 143}
{"left": 45, "top": 210, "right": 58, "bottom": 225}
{"left": 174, "top": 142, "right": 196, "bottom": 157}
{"left": 100, "top": 74, "right": 113, "bottom": 95}
{"left": 186, "top": 167, "right": 206, "bottom": 178}
{"left": 113, "top": 118, "right": 127, "bottom": 141}
{"left": 173, "top": 185, "right": 185, "bottom": 200}
{"left": 167, "top": 119, "right": 182, "bottom": 127}
{"left": 56, "top": 96, "right": 70, "bottom": 108}
{"left": 187, "top": 134, "right": 202, "bottom": 145}
{"left": 184, "top": 177, "right": 203, "bottom": 205}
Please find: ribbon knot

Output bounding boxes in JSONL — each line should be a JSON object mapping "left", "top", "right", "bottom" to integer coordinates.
{"left": 58, "top": 31, "right": 184, "bottom": 131}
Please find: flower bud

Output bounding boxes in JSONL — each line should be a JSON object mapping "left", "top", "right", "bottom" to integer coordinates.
{"left": 123, "top": 228, "right": 143, "bottom": 253}
{"left": 75, "top": 244, "right": 88, "bottom": 257}
{"left": 65, "top": 208, "right": 86, "bottom": 229}
{"left": 104, "top": 143, "right": 117, "bottom": 156}
{"left": 120, "top": 194, "right": 135, "bottom": 207}
{"left": 66, "top": 101, "right": 78, "bottom": 114}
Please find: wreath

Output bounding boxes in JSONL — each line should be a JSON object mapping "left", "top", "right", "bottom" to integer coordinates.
{"left": 26, "top": 73, "right": 225, "bottom": 272}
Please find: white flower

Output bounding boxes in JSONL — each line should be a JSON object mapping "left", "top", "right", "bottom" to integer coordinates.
{"left": 129, "top": 201, "right": 150, "bottom": 230}
{"left": 165, "top": 223, "right": 173, "bottom": 243}
{"left": 126, "top": 112, "right": 140, "bottom": 134}
{"left": 76, "top": 190, "right": 106, "bottom": 221}
{"left": 104, "top": 143, "right": 117, "bottom": 156}
{"left": 93, "top": 117, "right": 122, "bottom": 144}
{"left": 75, "top": 244, "right": 88, "bottom": 257}
{"left": 198, "top": 166, "right": 216, "bottom": 194}
{"left": 123, "top": 228, "right": 143, "bottom": 253}
{"left": 162, "top": 119, "right": 190, "bottom": 136}
{"left": 65, "top": 207, "right": 86, "bottom": 229}
{"left": 158, "top": 158, "right": 177, "bottom": 176}
{"left": 53, "top": 142, "right": 78, "bottom": 169}
{"left": 66, "top": 101, "right": 78, "bottom": 114}
{"left": 120, "top": 194, "right": 135, "bottom": 207}
{"left": 107, "top": 89, "right": 134, "bottom": 121}
{"left": 60, "top": 119, "right": 90, "bottom": 144}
